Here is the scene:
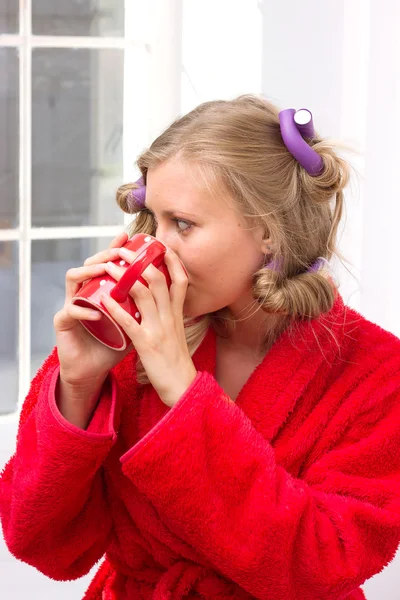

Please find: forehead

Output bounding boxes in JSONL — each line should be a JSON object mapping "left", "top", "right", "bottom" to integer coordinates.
{"left": 145, "top": 158, "right": 237, "bottom": 218}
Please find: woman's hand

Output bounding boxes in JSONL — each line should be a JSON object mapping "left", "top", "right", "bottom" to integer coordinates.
{"left": 54, "top": 232, "right": 134, "bottom": 391}
{"left": 100, "top": 246, "right": 198, "bottom": 407}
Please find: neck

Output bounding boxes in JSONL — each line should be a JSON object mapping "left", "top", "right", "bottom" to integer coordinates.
{"left": 212, "top": 302, "right": 290, "bottom": 356}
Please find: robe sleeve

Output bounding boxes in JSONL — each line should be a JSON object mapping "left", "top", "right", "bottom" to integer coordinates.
{"left": 0, "top": 353, "right": 120, "bottom": 581}
{"left": 120, "top": 370, "right": 400, "bottom": 600}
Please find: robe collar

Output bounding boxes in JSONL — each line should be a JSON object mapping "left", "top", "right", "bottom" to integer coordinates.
{"left": 190, "top": 290, "right": 348, "bottom": 441}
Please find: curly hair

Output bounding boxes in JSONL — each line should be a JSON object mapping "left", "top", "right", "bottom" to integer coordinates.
{"left": 116, "top": 94, "right": 354, "bottom": 385}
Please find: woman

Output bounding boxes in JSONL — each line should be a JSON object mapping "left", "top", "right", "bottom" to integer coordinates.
{"left": 1, "top": 95, "right": 400, "bottom": 600}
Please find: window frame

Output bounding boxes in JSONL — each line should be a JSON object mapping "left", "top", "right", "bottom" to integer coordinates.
{"left": 0, "top": 0, "right": 150, "bottom": 420}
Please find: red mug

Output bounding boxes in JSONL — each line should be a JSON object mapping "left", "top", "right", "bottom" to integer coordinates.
{"left": 71, "top": 233, "right": 187, "bottom": 351}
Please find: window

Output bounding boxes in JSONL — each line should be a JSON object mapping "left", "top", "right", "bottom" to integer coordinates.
{"left": 0, "top": 1, "right": 150, "bottom": 415}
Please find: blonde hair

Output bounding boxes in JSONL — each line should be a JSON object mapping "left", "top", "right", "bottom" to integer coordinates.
{"left": 116, "top": 94, "right": 353, "bottom": 385}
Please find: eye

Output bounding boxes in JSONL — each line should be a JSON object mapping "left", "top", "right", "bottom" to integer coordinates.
{"left": 147, "top": 210, "right": 193, "bottom": 235}
{"left": 173, "top": 218, "right": 193, "bottom": 234}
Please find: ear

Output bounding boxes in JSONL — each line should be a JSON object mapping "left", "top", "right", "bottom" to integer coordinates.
{"left": 260, "top": 238, "right": 274, "bottom": 255}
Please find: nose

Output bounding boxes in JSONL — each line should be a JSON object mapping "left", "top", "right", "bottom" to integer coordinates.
{"left": 154, "top": 227, "right": 177, "bottom": 255}
{"left": 155, "top": 233, "right": 173, "bottom": 253}
{"left": 154, "top": 231, "right": 188, "bottom": 278}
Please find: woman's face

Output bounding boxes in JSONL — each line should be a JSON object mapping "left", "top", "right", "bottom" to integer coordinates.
{"left": 145, "top": 157, "right": 267, "bottom": 319}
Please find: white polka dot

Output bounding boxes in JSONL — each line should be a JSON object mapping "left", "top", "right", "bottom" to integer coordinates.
{"left": 135, "top": 312, "right": 140, "bottom": 319}
{"left": 119, "top": 260, "right": 126, "bottom": 266}
{"left": 144, "top": 236, "right": 152, "bottom": 242}
{"left": 99, "top": 279, "right": 107, "bottom": 286}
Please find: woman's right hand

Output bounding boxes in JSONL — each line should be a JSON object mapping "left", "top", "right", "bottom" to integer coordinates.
{"left": 53, "top": 231, "right": 134, "bottom": 392}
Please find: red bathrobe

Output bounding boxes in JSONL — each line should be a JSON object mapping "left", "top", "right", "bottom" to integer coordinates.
{"left": 1, "top": 291, "right": 400, "bottom": 600}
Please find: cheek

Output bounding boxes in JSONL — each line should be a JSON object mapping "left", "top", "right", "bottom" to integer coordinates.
{"left": 183, "top": 238, "right": 254, "bottom": 286}
{"left": 196, "top": 264, "right": 241, "bottom": 297}
{"left": 181, "top": 250, "right": 215, "bottom": 279}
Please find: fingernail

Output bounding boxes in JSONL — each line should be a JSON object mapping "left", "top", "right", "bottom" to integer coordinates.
{"left": 119, "top": 247, "right": 130, "bottom": 256}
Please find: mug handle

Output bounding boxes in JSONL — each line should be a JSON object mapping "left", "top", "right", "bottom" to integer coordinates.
{"left": 110, "top": 240, "right": 166, "bottom": 303}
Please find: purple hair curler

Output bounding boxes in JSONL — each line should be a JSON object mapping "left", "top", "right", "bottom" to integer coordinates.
{"left": 278, "top": 108, "right": 324, "bottom": 176}
{"left": 127, "top": 175, "right": 146, "bottom": 210}
{"left": 264, "top": 255, "right": 330, "bottom": 275}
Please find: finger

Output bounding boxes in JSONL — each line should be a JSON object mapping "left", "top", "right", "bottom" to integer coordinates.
{"left": 103, "top": 261, "right": 124, "bottom": 282}
{"left": 109, "top": 231, "right": 129, "bottom": 249}
{"left": 90, "top": 246, "right": 139, "bottom": 269}
{"left": 65, "top": 263, "right": 107, "bottom": 302}
{"left": 104, "top": 261, "right": 162, "bottom": 326}
{"left": 116, "top": 246, "right": 172, "bottom": 316}
{"left": 103, "top": 258, "right": 142, "bottom": 283}
{"left": 139, "top": 263, "right": 173, "bottom": 321}
{"left": 54, "top": 304, "right": 101, "bottom": 331}
{"left": 117, "top": 246, "right": 137, "bottom": 264}
{"left": 100, "top": 293, "right": 140, "bottom": 340}
{"left": 83, "top": 232, "right": 128, "bottom": 266}
{"left": 129, "top": 279, "right": 161, "bottom": 326}
{"left": 163, "top": 249, "right": 189, "bottom": 317}
{"left": 83, "top": 247, "right": 121, "bottom": 266}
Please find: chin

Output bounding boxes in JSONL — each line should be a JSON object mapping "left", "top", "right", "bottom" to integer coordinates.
{"left": 183, "top": 300, "right": 206, "bottom": 320}
{"left": 183, "top": 290, "right": 229, "bottom": 320}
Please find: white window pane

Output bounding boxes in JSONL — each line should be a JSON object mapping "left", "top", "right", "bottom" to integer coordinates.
{"left": 32, "top": 49, "right": 124, "bottom": 227}
{"left": 0, "top": 241, "right": 18, "bottom": 415}
{"left": 0, "top": 0, "right": 18, "bottom": 34}
{"left": 31, "top": 237, "right": 114, "bottom": 376}
{"left": 32, "top": 0, "right": 124, "bottom": 37}
{"left": 0, "top": 48, "right": 19, "bottom": 229}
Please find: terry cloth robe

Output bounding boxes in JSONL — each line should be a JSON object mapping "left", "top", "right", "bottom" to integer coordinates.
{"left": 1, "top": 291, "right": 400, "bottom": 600}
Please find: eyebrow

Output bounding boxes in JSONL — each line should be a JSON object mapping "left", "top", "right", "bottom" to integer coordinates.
{"left": 145, "top": 204, "right": 199, "bottom": 219}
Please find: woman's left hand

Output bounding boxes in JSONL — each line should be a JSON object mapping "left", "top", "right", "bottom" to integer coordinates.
{"left": 101, "top": 246, "right": 197, "bottom": 408}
